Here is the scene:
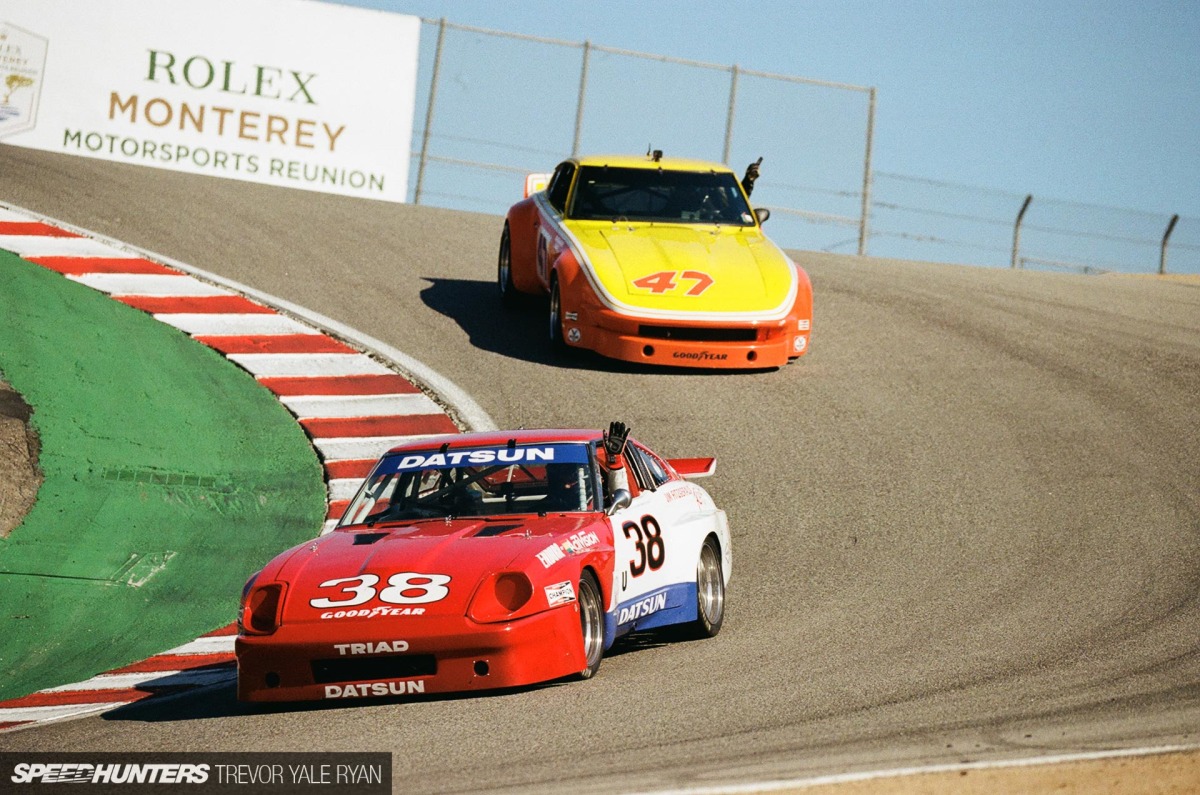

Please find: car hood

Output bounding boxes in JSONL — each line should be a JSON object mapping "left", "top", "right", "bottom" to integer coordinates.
{"left": 569, "top": 221, "right": 796, "bottom": 316}
{"left": 272, "top": 515, "right": 600, "bottom": 623}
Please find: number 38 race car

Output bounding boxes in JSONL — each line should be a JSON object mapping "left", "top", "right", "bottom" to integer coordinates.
{"left": 498, "top": 152, "right": 813, "bottom": 369}
{"left": 236, "top": 423, "right": 731, "bottom": 702}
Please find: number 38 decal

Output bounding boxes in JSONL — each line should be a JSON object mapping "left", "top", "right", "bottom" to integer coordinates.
{"left": 309, "top": 572, "right": 451, "bottom": 609}
{"left": 622, "top": 515, "right": 666, "bottom": 576}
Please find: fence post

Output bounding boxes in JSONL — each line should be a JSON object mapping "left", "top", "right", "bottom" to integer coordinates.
{"left": 571, "top": 41, "right": 591, "bottom": 157}
{"left": 1011, "top": 194, "right": 1033, "bottom": 268}
{"left": 722, "top": 65, "right": 739, "bottom": 165}
{"left": 413, "top": 17, "right": 447, "bottom": 205}
{"left": 857, "top": 86, "right": 876, "bottom": 256}
{"left": 1160, "top": 214, "right": 1180, "bottom": 275}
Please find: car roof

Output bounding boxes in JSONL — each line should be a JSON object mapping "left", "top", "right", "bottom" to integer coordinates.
{"left": 384, "top": 428, "right": 603, "bottom": 457}
{"left": 571, "top": 153, "right": 736, "bottom": 174}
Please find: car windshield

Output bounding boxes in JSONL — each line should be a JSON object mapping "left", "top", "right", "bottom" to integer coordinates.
{"left": 338, "top": 443, "right": 596, "bottom": 526}
{"left": 568, "top": 165, "right": 755, "bottom": 226}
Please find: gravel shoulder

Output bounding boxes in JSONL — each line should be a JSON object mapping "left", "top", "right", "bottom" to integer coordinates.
{"left": 0, "top": 377, "right": 40, "bottom": 538}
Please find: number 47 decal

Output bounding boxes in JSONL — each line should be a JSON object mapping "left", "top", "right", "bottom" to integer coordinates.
{"left": 631, "top": 270, "right": 714, "bottom": 296}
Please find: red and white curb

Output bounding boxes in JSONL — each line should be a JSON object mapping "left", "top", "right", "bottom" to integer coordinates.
{"left": 0, "top": 203, "right": 494, "bottom": 732}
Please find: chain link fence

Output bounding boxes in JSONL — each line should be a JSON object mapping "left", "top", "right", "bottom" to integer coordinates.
{"left": 872, "top": 172, "right": 1199, "bottom": 275}
{"left": 405, "top": 18, "right": 1197, "bottom": 276}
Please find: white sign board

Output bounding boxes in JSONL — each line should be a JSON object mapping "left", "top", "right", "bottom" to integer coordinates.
{"left": 0, "top": 0, "right": 420, "bottom": 202}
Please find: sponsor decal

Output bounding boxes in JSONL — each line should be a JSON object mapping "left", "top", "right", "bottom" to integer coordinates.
{"left": 320, "top": 606, "right": 426, "bottom": 620}
{"left": 671, "top": 351, "right": 729, "bottom": 362}
{"left": 664, "top": 484, "right": 701, "bottom": 503}
{"left": 798, "top": 318, "right": 811, "bottom": 331}
{"left": 545, "top": 580, "right": 576, "bottom": 606}
{"left": 793, "top": 335, "right": 807, "bottom": 353}
{"left": 617, "top": 591, "right": 667, "bottom": 624}
{"left": 2, "top": 1, "right": 419, "bottom": 201}
{"left": 324, "top": 680, "right": 426, "bottom": 698}
{"left": 536, "top": 543, "right": 566, "bottom": 568}
{"left": 560, "top": 529, "right": 600, "bottom": 555}
{"left": 11, "top": 763, "right": 210, "bottom": 785}
{"left": 662, "top": 485, "right": 705, "bottom": 511}
{"left": 567, "top": 327, "right": 582, "bottom": 343}
{"left": 377, "top": 444, "right": 589, "bottom": 474}
{"left": 0, "top": 22, "right": 48, "bottom": 139}
{"left": 333, "top": 640, "right": 409, "bottom": 656}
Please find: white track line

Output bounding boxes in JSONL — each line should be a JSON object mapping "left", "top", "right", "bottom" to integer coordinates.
{"left": 626, "top": 744, "right": 1200, "bottom": 794}
{"left": 280, "top": 393, "right": 443, "bottom": 419}
{"left": 69, "top": 273, "right": 230, "bottom": 296}
{"left": 0, "top": 235, "right": 135, "bottom": 258}
{"left": 155, "top": 313, "right": 318, "bottom": 335}
{"left": 164, "top": 636, "right": 237, "bottom": 656}
{"left": 225, "top": 352, "right": 395, "bottom": 377}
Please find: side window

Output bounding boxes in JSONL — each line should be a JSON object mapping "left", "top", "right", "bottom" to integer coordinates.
{"left": 640, "top": 448, "right": 671, "bottom": 487}
{"left": 546, "top": 162, "right": 575, "bottom": 213}
{"left": 625, "top": 445, "right": 665, "bottom": 492}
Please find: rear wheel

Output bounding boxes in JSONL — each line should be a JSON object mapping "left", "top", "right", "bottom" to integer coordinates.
{"left": 549, "top": 278, "right": 568, "bottom": 352}
{"left": 689, "top": 536, "right": 725, "bottom": 638}
{"left": 576, "top": 570, "right": 605, "bottom": 679}
{"left": 498, "top": 225, "right": 518, "bottom": 307}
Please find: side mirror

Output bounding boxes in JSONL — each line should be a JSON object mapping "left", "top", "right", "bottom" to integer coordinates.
{"left": 524, "top": 173, "right": 551, "bottom": 198}
{"left": 754, "top": 207, "right": 771, "bottom": 225}
{"left": 605, "top": 489, "right": 632, "bottom": 516}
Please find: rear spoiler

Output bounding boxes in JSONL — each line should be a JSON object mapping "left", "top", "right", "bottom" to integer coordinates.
{"left": 524, "top": 173, "right": 551, "bottom": 198}
{"left": 666, "top": 457, "right": 717, "bottom": 479}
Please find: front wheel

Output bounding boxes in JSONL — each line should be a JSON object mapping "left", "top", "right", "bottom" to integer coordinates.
{"left": 576, "top": 570, "right": 605, "bottom": 679}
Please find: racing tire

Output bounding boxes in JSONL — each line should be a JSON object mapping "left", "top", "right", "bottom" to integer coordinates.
{"left": 498, "top": 224, "right": 519, "bottom": 308}
{"left": 687, "top": 536, "right": 726, "bottom": 639}
{"left": 576, "top": 570, "right": 605, "bottom": 679}
{"left": 549, "top": 277, "right": 569, "bottom": 353}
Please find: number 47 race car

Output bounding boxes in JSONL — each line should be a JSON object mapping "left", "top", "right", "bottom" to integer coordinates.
{"left": 498, "top": 151, "right": 813, "bottom": 369}
{"left": 235, "top": 423, "right": 731, "bottom": 702}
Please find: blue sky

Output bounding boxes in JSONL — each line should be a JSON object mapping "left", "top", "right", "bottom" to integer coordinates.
{"left": 325, "top": 0, "right": 1199, "bottom": 219}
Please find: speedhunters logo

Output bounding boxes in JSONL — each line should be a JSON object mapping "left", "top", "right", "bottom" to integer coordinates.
{"left": 11, "top": 763, "right": 209, "bottom": 784}
{"left": 2, "top": 753, "right": 390, "bottom": 792}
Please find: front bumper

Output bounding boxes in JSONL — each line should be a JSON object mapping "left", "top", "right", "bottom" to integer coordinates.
{"left": 565, "top": 304, "right": 810, "bottom": 369}
{"left": 236, "top": 605, "right": 585, "bottom": 702}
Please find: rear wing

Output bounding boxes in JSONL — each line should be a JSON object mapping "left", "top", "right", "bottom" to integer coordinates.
{"left": 666, "top": 457, "right": 717, "bottom": 479}
{"left": 524, "top": 173, "right": 551, "bottom": 198}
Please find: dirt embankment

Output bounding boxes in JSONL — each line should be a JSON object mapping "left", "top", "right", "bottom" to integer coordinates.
{"left": 0, "top": 377, "right": 40, "bottom": 537}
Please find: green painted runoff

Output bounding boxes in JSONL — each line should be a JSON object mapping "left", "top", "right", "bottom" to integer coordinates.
{"left": 0, "top": 251, "right": 325, "bottom": 701}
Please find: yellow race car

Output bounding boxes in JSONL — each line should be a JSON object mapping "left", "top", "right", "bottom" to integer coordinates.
{"left": 499, "top": 152, "right": 812, "bottom": 369}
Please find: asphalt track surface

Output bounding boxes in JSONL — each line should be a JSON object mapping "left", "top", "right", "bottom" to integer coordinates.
{"left": 2, "top": 146, "right": 1199, "bottom": 793}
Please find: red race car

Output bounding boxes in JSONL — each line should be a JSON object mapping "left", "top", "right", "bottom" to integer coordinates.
{"left": 236, "top": 423, "right": 731, "bottom": 702}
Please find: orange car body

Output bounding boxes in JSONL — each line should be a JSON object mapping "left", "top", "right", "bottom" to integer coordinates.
{"left": 500, "top": 153, "right": 812, "bottom": 369}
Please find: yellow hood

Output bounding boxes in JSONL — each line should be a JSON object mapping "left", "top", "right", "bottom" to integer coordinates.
{"left": 568, "top": 221, "right": 795, "bottom": 316}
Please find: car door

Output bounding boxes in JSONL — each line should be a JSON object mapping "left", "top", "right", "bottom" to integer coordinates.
{"left": 608, "top": 443, "right": 702, "bottom": 633}
{"left": 537, "top": 161, "right": 575, "bottom": 289}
